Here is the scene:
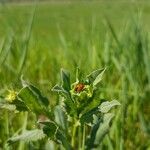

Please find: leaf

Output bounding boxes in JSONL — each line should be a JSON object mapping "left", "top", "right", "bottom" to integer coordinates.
{"left": 86, "top": 118, "right": 101, "bottom": 149}
{"left": 41, "top": 121, "right": 58, "bottom": 139}
{"left": 79, "top": 96, "right": 101, "bottom": 116}
{"left": 54, "top": 105, "right": 68, "bottom": 131}
{"left": 61, "top": 69, "right": 71, "bottom": 92}
{"left": 17, "top": 86, "right": 47, "bottom": 115}
{"left": 0, "top": 103, "right": 16, "bottom": 111}
{"left": 29, "top": 84, "right": 49, "bottom": 106}
{"left": 7, "top": 129, "right": 45, "bottom": 144}
{"left": 41, "top": 121, "right": 72, "bottom": 150}
{"left": 93, "top": 68, "right": 106, "bottom": 87}
{"left": 52, "top": 85, "right": 77, "bottom": 117}
{"left": 12, "top": 99, "right": 28, "bottom": 111}
{"left": 21, "top": 78, "right": 49, "bottom": 106}
{"left": 94, "top": 113, "right": 114, "bottom": 145}
{"left": 86, "top": 113, "right": 114, "bottom": 149}
{"left": 80, "top": 107, "right": 99, "bottom": 125}
{"left": 52, "top": 84, "right": 67, "bottom": 94}
{"left": 99, "top": 100, "right": 121, "bottom": 113}
{"left": 86, "top": 68, "right": 106, "bottom": 86}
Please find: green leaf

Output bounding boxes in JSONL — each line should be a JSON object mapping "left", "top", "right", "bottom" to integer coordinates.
{"left": 29, "top": 84, "right": 49, "bottom": 106}
{"left": 41, "top": 121, "right": 72, "bottom": 150}
{"left": 99, "top": 100, "right": 121, "bottom": 113}
{"left": 86, "top": 118, "right": 101, "bottom": 149}
{"left": 79, "top": 96, "right": 101, "bottom": 115}
{"left": 93, "top": 68, "right": 106, "bottom": 87}
{"left": 54, "top": 105, "right": 68, "bottom": 131}
{"left": 41, "top": 121, "right": 58, "bottom": 139}
{"left": 12, "top": 99, "right": 29, "bottom": 111}
{"left": 17, "top": 86, "right": 48, "bottom": 114}
{"left": 52, "top": 85, "right": 77, "bottom": 117}
{"left": 86, "top": 68, "right": 106, "bottom": 86}
{"left": 86, "top": 113, "right": 114, "bottom": 149}
{"left": 21, "top": 78, "right": 49, "bottom": 106}
{"left": 94, "top": 113, "right": 114, "bottom": 145}
{"left": 61, "top": 69, "right": 71, "bottom": 92}
{"left": 52, "top": 84, "right": 67, "bottom": 94}
{"left": 7, "top": 129, "right": 45, "bottom": 144}
{"left": 80, "top": 107, "right": 99, "bottom": 125}
{"left": 0, "top": 103, "right": 16, "bottom": 111}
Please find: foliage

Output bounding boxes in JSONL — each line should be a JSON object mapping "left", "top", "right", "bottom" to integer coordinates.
{"left": 1, "top": 68, "right": 120, "bottom": 150}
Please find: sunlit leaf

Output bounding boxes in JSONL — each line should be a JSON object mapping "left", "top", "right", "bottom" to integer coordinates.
{"left": 99, "top": 100, "right": 120, "bottom": 113}
{"left": 7, "top": 129, "right": 45, "bottom": 144}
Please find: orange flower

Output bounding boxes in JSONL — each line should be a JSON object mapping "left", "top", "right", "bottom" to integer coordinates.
{"left": 74, "top": 83, "right": 85, "bottom": 93}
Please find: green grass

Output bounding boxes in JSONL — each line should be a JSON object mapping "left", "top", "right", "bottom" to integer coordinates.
{"left": 0, "top": 1, "right": 150, "bottom": 149}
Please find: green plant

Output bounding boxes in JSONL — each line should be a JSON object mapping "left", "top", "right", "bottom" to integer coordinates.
{"left": 1, "top": 68, "right": 120, "bottom": 149}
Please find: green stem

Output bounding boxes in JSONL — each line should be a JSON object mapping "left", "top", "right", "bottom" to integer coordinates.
{"left": 18, "top": 112, "right": 28, "bottom": 150}
{"left": 71, "top": 121, "right": 77, "bottom": 148}
{"left": 4, "top": 111, "right": 10, "bottom": 150}
{"left": 81, "top": 125, "right": 85, "bottom": 150}
{"left": 78, "top": 126, "right": 81, "bottom": 150}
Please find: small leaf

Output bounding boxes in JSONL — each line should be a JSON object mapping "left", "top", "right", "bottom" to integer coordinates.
{"left": 41, "top": 121, "right": 58, "bottom": 139}
{"left": 93, "top": 68, "right": 106, "bottom": 87}
{"left": 99, "top": 100, "right": 121, "bottom": 113}
{"left": 7, "top": 129, "right": 45, "bottom": 144}
{"left": 61, "top": 69, "right": 71, "bottom": 92}
{"left": 52, "top": 84, "right": 67, "bottom": 94}
{"left": 86, "top": 68, "right": 106, "bottom": 85}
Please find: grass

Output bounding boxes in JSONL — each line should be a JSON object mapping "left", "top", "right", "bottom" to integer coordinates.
{"left": 0, "top": 1, "right": 150, "bottom": 149}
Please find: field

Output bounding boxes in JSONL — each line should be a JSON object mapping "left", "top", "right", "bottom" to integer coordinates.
{"left": 0, "top": 1, "right": 150, "bottom": 150}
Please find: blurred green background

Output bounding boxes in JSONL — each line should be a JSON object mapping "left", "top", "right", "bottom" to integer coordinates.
{"left": 0, "top": 1, "right": 150, "bottom": 149}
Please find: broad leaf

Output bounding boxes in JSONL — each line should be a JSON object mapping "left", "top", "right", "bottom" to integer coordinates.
{"left": 21, "top": 78, "right": 49, "bottom": 106}
{"left": 94, "top": 113, "right": 114, "bottom": 145}
{"left": 99, "top": 100, "right": 120, "bottom": 113}
{"left": 17, "top": 86, "right": 47, "bottom": 114}
{"left": 7, "top": 129, "right": 45, "bottom": 144}
{"left": 41, "top": 121, "right": 72, "bottom": 150}
{"left": 86, "top": 113, "right": 114, "bottom": 149}
{"left": 61, "top": 69, "right": 71, "bottom": 92}
{"left": 54, "top": 105, "right": 68, "bottom": 131}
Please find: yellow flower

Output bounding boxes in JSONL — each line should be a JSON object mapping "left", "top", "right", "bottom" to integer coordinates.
{"left": 6, "top": 90, "right": 17, "bottom": 103}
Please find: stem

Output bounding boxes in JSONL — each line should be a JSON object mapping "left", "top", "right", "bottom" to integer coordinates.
{"left": 5, "top": 111, "right": 9, "bottom": 139}
{"left": 4, "top": 111, "right": 10, "bottom": 150}
{"left": 78, "top": 126, "right": 81, "bottom": 150}
{"left": 71, "top": 122, "right": 77, "bottom": 148}
{"left": 18, "top": 112, "right": 28, "bottom": 150}
{"left": 81, "top": 125, "right": 85, "bottom": 150}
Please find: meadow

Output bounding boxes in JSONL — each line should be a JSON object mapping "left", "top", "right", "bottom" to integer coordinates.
{"left": 0, "top": 1, "right": 150, "bottom": 149}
